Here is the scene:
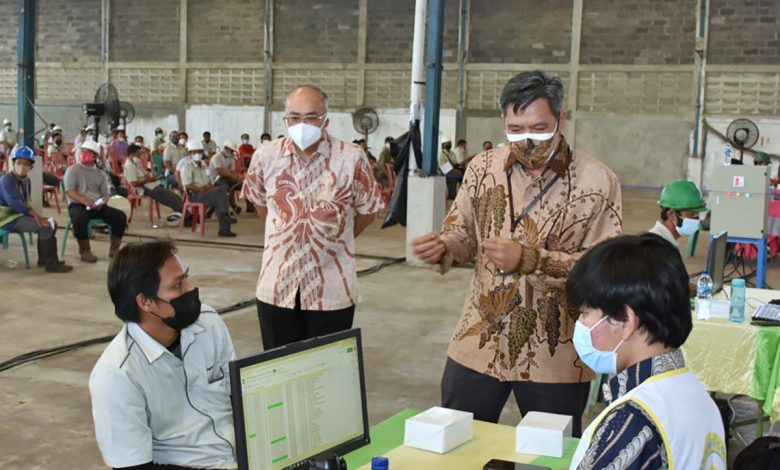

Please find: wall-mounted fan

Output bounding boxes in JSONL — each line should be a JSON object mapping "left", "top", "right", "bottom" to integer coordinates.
{"left": 726, "top": 118, "right": 759, "bottom": 163}
{"left": 353, "top": 107, "right": 379, "bottom": 141}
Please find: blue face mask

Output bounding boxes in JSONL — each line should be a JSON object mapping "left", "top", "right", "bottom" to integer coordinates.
{"left": 573, "top": 316, "right": 624, "bottom": 375}
{"left": 677, "top": 217, "right": 701, "bottom": 236}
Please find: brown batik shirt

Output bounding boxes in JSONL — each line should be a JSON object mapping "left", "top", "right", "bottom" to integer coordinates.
{"left": 437, "top": 145, "right": 622, "bottom": 383}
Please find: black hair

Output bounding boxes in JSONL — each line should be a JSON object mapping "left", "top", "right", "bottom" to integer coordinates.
{"left": 203, "top": 131, "right": 210, "bottom": 137}
{"left": 178, "top": 132, "right": 188, "bottom": 138}
{"left": 384, "top": 136, "right": 393, "bottom": 143}
{"left": 261, "top": 133, "right": 271, "bottom": 140}
{"left": 499, "top": 70, "right": 564, "bottom": 117}
{"left": 107, "top": 240, "right": 178, "bottom": 323}
{"left": 127, "top": 144, "right": 142, "bottom": 155}
{"left": 241, "top": 133, "right": 249, "bottom": 139}
{"left": 566, "top": 233, "right": 692, "bottom": 348}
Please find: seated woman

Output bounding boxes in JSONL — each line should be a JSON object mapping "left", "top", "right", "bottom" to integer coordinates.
{"left": 566, "top": 233, "right": 726, "bottom": 469}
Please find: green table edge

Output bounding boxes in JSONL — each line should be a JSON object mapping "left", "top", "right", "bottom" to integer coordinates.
{"left": 343, "top": 408, "right": 421, "bottom": 468}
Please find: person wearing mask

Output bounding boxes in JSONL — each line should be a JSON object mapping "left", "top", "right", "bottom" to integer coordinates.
{"left": 108, "top": 129, "right": 129, "bottom": 159}
{"left": 64, "top": 139, "right": 127, "bottom": 263}
{"left": 0, "top": 118, "right": 16, "bottom": 162}
{"left": 566, "top": 234, "right": 726, "bottom": 469}
{"left": 164, "top": 131, "right": 187, "bottom": 189}
{"left": 242, "top": 85, "right": 384, "bottom": 349}
{"left": 0, "top": 146, "right": 72, "bottom": 273}
{"left": 260, "top": 133, "right": 272, "bottom": 144}
{"left": 152, "top": 127, "right": 166, "bottom": 152}
{"left": 180, "top": 141, "right": 236, "bottom": 237}
{"left": 412, "top": 71, "right": 622, "bottom": 435}
{"left": 124, "top": 144, "right": 186, "bottom": 225}
{"left": 453, "top": 139, "right": 468, "bottom": 165}
{"left": 438, "top": 137, "right": 461, "bottom": 199}
{"left": 648, "top": 180, "right": 707, "bottom": 249}
{"left": 89, "top": 240, "right": 236, "bottom": 469}
{"left": 376, "top": 136, "right": 394, "bottom": 187}
{"left": 74, "top": 126, "right": 87, "bottom": 148}
{"left": 201, "top": 131, "right": 217, "bottom": 158}
{"left": 47, "top": 127, "right": 66, "bottom": 159}
{"left": 209, "top": 139, "right": 242, "bottom": 214}
{"left": 238, "top": 133, "right": 255, "bottom": 157}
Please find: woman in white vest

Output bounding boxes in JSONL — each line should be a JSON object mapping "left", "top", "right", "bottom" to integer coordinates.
{"left": 565, "top": 234, "right": 727, "bottom": 469}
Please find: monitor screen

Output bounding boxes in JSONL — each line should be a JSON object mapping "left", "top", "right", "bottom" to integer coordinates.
{"left": 707, "top": 230, "right": 728, "bottom": 292}
{"left": 230, "top": 329, "right": 370, "bottom": 470}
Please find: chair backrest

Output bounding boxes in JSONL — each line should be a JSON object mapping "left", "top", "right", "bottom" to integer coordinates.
{"left": 384, "top": 163, "right": 396, "bottom": 189}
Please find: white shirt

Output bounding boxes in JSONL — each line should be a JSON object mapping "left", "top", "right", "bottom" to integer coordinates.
{"left": 124, "top": 158, "right": 159, "bottom": 191}
{"left": 180, "top": 159, "right": 210, "bottom": 187}
{"left": 0, "top": 128, "right": 16, "bottom": 146}
{"left": 208, "top": 151, "right": 236, "bottom": 182}
{"left": 648, "top": 220, "right": 679, "bottom": 247}
{"left": 89, "top": 307, "right": 236, "bottom": 469}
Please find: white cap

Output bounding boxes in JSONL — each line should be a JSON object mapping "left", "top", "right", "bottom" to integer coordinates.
{"left": 85, "top": 123, "right": 95, "bottom": 131}
{"left": 223, "top": 139, "right": 237, "bottom": 151}
{"left": 186, "top": 141, "right": 203, "bottom": 152}
{"left": 441, "top": 136, "right": 452, "bottom": 144}
{"left": 3, "top": 118, "right": 10, "bottom": 125}
{"left": 80, "top": 139, "right": 101, "bottom": 155}
{"left": 52, "top": 126, "right": 62, "bottom": 133}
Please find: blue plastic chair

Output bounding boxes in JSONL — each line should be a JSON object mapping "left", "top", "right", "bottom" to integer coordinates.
{"left": 0, "top": 228, "right": 31, "bottom": 269}
{"left": 60, "top": 218, "right": 112, "bottom": 257}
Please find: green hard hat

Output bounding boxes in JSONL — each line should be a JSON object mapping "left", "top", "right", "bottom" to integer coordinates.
{"left": 754, "top": 152, "right": 771, "bottom": 164}
{"left": 658, "top": 180, "right": 707, "bottom": 212}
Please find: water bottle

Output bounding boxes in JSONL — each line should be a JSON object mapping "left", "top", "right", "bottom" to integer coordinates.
{"left": 729, "top": 279, "right": 746, "bottom": 323}
{"left": 696, "top": 270, "right": 713, "bottom": 320}
{"left": 724, "top": 141, "right": 733, "bottom": 166}
{"left": 371, "top": 456, "right": 389, "bottom": 470}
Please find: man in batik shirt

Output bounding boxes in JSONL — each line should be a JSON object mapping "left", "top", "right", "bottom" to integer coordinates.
{"left": 242, "top": 85, "right": 384, "bottom": 350}
{"left": 413, "top": 71, "right": 622, "bottom": 436}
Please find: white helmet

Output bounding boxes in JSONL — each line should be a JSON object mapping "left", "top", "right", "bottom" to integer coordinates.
{"left": 3, "top": 118, "right": 10, "bottom": 125}
{"left": 441, "top": 136, "right": 452, "bottom": 145}
{"left": 223, "top": 139, "right": 237, "bottom": 151}
{"left": 80, "top": 139, "right": 101, "bottom": 155}
{"left": 186, "top": 141, "right": 203, "bottom": 152}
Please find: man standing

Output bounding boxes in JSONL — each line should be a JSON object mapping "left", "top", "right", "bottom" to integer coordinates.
{"left": 648, "top": 180, "right": 707, "bottom": 248}
{"left": 412, "top": 71, "right": 622, "bottom": 435}
{"left": 64, "top": 139, "right": 127, "bottom": 263}
{"left": 0, "top": 146, "right": 72, "bottom": 273}
{"left": 180, "top": 141, "right": 236, "bottom": 238}
{"left": 242, "top": 85, "right": 384, "bottom": 349}
{"left": 90, "top": 240, "right": 236, "bottom": 469}
{"left": 438, "top": 137, "right": 461, "bottom": 199}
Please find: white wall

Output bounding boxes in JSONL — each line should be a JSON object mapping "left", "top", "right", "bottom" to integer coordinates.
{"left": 124, "top": 113, "right": 179, "bottom": 147}
{"left": 185, "top": 105, "right": 265, "bottom": 148}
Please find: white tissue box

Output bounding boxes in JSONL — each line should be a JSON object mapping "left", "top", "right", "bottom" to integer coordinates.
{"left": 515, "top": 411, "right": 572, "bottom": 458}
{"left": 403, "top": 406, "right": 474, "bottom": 454}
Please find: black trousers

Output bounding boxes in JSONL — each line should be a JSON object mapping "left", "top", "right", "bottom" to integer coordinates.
{"left": 441, "top": 357, "right": 590, "bottom": 436}
{"left": 68, "top": 203, "right": 127, "bottom": 240}
{"left": 256, "top": 292, "right": 355, "bottom": 350}
{"left": 144, "top": 185, "right": 183, "bottom": 213}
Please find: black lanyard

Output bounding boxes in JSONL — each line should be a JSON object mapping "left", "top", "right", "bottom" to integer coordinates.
{"left": 506, "top": 167, "right": 561, "bottom": 233}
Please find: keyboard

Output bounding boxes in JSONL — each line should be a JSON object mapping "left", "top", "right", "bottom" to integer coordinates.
{"left": 751, "top": 303, "right": 780, "bottom": 326}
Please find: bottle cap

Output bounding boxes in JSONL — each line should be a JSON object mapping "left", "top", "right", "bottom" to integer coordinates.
{"left": 371, "top": 456, "right": 389, "bottom": 470}
{"left": 701, "top": 269, "right": 709, "bottom": 275}
{"left": 732, "top": 279, "right": 746, "bottom": 287}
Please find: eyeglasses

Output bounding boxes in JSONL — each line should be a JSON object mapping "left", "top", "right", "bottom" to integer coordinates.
{"left": 283, "top": 113, "right": 327, "bottom": 125}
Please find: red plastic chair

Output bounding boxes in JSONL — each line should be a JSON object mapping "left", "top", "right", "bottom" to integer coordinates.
{"left": 176, "top": 172, "right": 206, "bottom": 236}
{"left": 122, "top": 177, "right": 161, "bottom": 225}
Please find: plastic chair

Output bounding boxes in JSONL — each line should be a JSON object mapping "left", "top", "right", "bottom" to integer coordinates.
{"left": 0, "top": 228, "right": 31, "bottom": 269}
{"left": 60, "top": 218, "right": 112, "bottom": 257}
{"left": 179, "top": 191, "right": 206, "bottom": 236}
{"left": 122, "top": 177, "right": 161, "bottom": 225}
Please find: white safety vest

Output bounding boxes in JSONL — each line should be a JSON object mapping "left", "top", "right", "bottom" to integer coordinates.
{"left": 570, "top": 368, "right": 726, "bottom": 470}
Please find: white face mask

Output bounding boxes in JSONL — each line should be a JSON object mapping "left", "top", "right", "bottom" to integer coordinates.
{"left": 287, "top": 121, "right": 325, "bottom": 151}
{"left": 506, "top": 123, "right": 558, "bottom": 143}
{"left": 132, "top": 156, "right": 141, "bottom": 164}
{"left": 179, "top": 139, "right": 188, "bottom": 146}
{"left": 192, "top": 153, "right": 203, "bottom": 162}
{"left": 242, "top": 139, "right": 249, "bottom": 145}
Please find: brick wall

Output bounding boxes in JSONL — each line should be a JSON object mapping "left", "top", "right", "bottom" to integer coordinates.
{"left": 366, "top": 0, "right": 413, "bottom": 63}
{"left": 0, "top": 2, "right": 17, "bottom": 62}
{"left": 38, "top": 0, "right": 101, "bottom": 62}
{"left": 274, "top": 0, "right": 359, "bottom": 63}
{"left": 188, "top": 0, "right": 263, "bottom": 62}
{"left": 708, "top": 0, "right": 780, "bottom": 65}
{"left": 111, "top": 0, "right": 180, "bottom": 62}
{"left": 580, "top": 0, "right": 696, "bottom": 65}
{"left": 469, "top": 0, "right": 571, "bottom": 63}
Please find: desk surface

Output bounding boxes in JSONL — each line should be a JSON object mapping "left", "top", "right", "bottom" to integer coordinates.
{"left": 348, "top": 416, "right": 577, "bottom": 470}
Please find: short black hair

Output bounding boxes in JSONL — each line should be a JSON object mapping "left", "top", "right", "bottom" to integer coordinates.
{"left": 107, "top": 240, "right": 178, "bottom": 323}
{"left": 127, "top": 144, "right": 142, "bottom": 155}
{"left": 499, "top": 70, "right": 564, "bottom": 117}
{"left": 384, "top": 136, "right": 393, "bottom": 143}
{"left": 203, "top": 131, "right": 210, "bottom": 136}
{"left": 261, "top": 133, "right": 271, "bottom": 140}
{"left": 457, "top": 139, "right": 467, "bottom": 146}
{"left": 566, "top": 234, "right": 692, "bottom": 348}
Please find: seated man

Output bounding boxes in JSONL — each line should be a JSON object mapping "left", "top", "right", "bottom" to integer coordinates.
{"left": 0, "top": 146, "right": 72, "bottom": 273}
{"left": 124, "top": 144, "right": 186, "bottom": 225}
{"left": 648, "top": 180, "right": 707, "bottom": 248}
{"left": 566, "top": 234, "right": 726, "bottom": 469}
{"left": 163, "top": 131, "right": 188, "bottom": 189}
{"left": 180, "top": 141, "right": 236, "bottom": 237}
{"left": 89, "top": 240, "right": 236, "bottom": 469}
{"left": 208, "top": 139, "right": 242, "bottom": 214}
{"left": 64, "top": 139, "right": 127, "bottom": 263}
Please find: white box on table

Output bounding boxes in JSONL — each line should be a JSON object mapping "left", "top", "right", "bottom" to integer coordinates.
{"left": 515, "top": 411, "right": 572, "bottom": 458}
{"left": 403, "top": 406, "right": 474, "bottom": 454}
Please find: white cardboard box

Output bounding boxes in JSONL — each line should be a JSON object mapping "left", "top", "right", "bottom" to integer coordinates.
{"left": 403, "top": 406, "right": 474, "bottom": 454}
{"left": 515, "top": 411, "right": 572, "bottom": 458}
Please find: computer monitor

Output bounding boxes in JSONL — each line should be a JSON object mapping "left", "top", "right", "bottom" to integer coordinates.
{"left": 706, "top": 230, "right": 728, "bottom": 292}
{"left": 229, "top": 329, "right": 370, "bottom": 470}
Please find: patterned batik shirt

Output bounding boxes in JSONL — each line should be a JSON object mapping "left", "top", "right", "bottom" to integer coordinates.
{"left": 577, "top": 350, "right": 688, "bottom": 469}
{"left": 241, "top": 135, "right": 384, "bottom": 311}
{"left": 438, "top": 144, "right": 622, "bottom": 382}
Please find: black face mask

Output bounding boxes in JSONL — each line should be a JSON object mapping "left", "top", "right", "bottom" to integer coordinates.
{"left": 153, "top": 288, "right": 202, "bottom": 331}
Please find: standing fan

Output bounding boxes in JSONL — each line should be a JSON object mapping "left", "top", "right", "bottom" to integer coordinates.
{"left": 352, "top": 107, "right": 379, "bottom": 141}
{"left": 82, "top": 82, "right": 121, "bottom": 140}
{"left": 726, "top": 118, "right": 759, "bottom": 163}
{"left": 119, "top": 101, "right": 136, "bottom": 129}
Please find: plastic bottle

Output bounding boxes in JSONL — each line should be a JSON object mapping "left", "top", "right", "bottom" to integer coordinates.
{"left": 696, "top": 270, "right": 713, "bottom": 320}
{"left": 729, "top": 279, "right": 746, "bottom": 323}
{"left": 371, "top": 456, "right": 389, "bottom": 470}
{"left": 724, "top": 141, "right": 733, "bottom": 166}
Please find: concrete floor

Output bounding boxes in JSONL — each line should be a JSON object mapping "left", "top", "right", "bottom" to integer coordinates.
{"left": 0, "top": 188, "right": 775, "bottom": 468}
